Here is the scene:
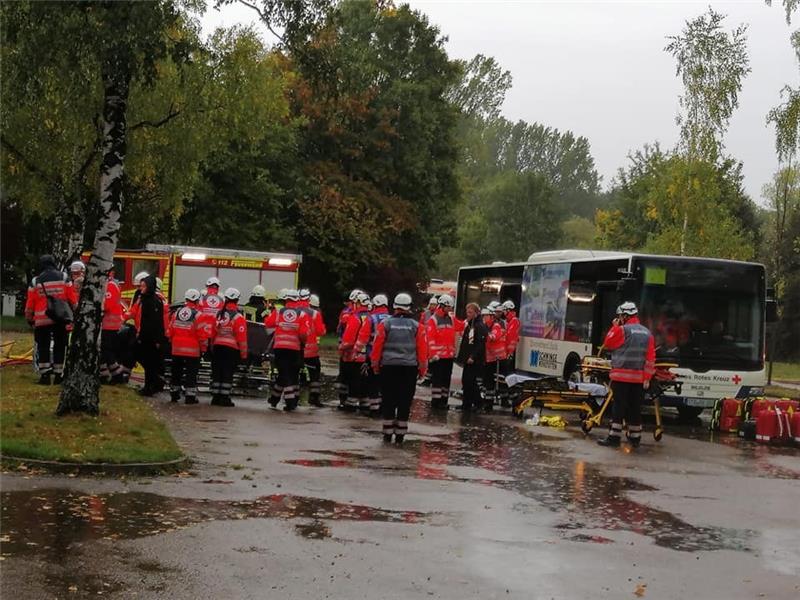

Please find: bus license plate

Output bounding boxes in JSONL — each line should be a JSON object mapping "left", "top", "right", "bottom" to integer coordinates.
{"left": 685, "top": 398, "right": 709, "bottom": 407}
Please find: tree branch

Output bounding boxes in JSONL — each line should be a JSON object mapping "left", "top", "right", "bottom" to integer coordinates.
{"left": 129, "top": 103, "right": 182, "bottom": 131}
{"left": 237, "top": 0, "right": 287, "bottom": 46}
{"left": 0, "top": 134, "right": 56, "bottom": 184}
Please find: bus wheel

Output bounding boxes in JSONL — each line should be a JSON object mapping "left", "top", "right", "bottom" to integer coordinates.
{"left": 581, "top": 420, "right": 592, "bottom": 434}
{"left": 677, "top": 405, "right": 703, "bottom": 422}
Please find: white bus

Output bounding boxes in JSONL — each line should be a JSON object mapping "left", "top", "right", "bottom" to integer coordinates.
{"left": 456, "top": 250, "right": 774, "bottom": 418}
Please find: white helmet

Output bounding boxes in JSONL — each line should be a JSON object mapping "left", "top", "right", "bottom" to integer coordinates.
{"left": 617, "top": 301, "right": 638, "bottom": 316}
{"left": 310, "top": 294, "right": 320, "bottom": 308}
{"left": 134, "top": 271, "right": 149, "bottom": 284}
{"left": 184, "top": 288, "right": 201, "bottom": 302}
{"left": 285, "top": 289, "right": 300, "bottom": 302}
{"left": 428, "top": 296, "right": 438, "bottom": 306}
{"left": 349, "top": 289, "right": 363, "bottom": 301}
{"left": 356, "top": 291, "right": 370, "bottom": 305}
{"left": 69, "top": 261, "right": 86, "bottom": 272}
{"left": 298, "top": 288, "right": 311, "bottom": 300}
{"left": 278, "top": 288, "right": 289, "bottom": 300}
{"left": 393, "top": 292, "right": 413, "bottom": 310}
{"left": 488, "top": 300, "right": 502, "bottom": 312}
{"left": 206, "top": 276, "right": 220, "bottom": 288}
{"left": 437, "top": 294, "right": 454, "bottom": 308}
{"left": 224, "top": 287, "right": 241, "bottom": 301}
{"left": 502, "top": 300, "right": 515, "bottom": 311}
{"left": 481, "top": 307, "right": 492, "bottom": 316}
{"left": 372, "top": 294, "right": 388, "bottom": 307}
{"left": 250, "top": 285, "right": 266, "bottom": 298}
{"left": 156, "top": 277, "right": 163, "bottom": 291}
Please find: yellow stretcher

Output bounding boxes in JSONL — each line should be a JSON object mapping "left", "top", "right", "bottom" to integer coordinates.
{"left": 511, "top": 357, "right": 682, "bottom": 442}
{"left": 0, "top": 340, "right": 34, "bottom": 367}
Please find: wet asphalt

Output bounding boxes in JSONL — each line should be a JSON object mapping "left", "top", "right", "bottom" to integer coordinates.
{"left": 2, "top": 384, "right": 799, "bottom": 599}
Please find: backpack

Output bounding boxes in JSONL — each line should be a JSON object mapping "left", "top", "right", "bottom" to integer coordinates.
{"left": 40, "top": 282, "right": 73, "bottom": 325}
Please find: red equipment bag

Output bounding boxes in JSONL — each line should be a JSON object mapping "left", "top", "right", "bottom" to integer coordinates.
{"left": 719, "top": 398, "right": 742, "bottom": 433}
{"left": 792, "top": 411, "right": 800, "bottom": 445}
{"left": 774, "top": 399, "right": 799, "bottom": 414}
{"left": 756, "top": 408, "right": 791, "bottom": 444}
{"left": 749, "top": 398, "right": 773, "bottom": 421}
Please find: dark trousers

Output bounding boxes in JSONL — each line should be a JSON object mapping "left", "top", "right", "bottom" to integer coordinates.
{"left": 171, "top": 355, "right": 200, "bottom": 399}
{"left": 271, "top": 348, "right": 301, "bottom": 407}
{"left": 335, "top": 358, "right": 348, "bottom": 404}
{"left": 483, "top": 361, "right": 501, "bottom": 407}
{"left": 429, "top": 358, "right": 454, "bottom": 409}
{"left": 35, "top": 324, "right": 68, "bottom": 375}
{"left": 380, "top": 365, "right": 417, "bottom": 437}
{"left": 461, "top": 362, "right": 482, "bottom": 411}
{"left": 342, "top": 361, "right": 366, "bottom": 409}
{"left": 137, "top": 339, "right": 163, "bottom": 392}
{"left": 498, "top": 357, "right": 513, "bottom": 405}
{"left": 610, "top": 380, "right": 644, "bottom": 441}
{"left": 211, "top": 345, "right": 240, "bottom": 401}
{"left": 100, "top": 329, "right": 121, "bottom": 380}
{"left": 304, "top": 356, "right": 322, "bottom": 402}
{"left": 366, "top": 365, "right": 381, "bottom": 411}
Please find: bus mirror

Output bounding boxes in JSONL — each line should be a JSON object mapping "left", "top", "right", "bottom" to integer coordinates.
{"left": 766, "top": 299, "right": 778, "bottom": 323}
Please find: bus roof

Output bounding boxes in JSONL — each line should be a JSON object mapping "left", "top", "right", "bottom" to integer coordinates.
{"left": 457, "top": 249, "right": 764, "bottom": 271}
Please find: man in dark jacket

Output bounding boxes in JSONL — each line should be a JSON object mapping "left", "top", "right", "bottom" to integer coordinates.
{"left": 136, "top": 275, "right": 166, "bottom": 396}
{"left": 456, "top": 302, "right": 487, "bottom": 412}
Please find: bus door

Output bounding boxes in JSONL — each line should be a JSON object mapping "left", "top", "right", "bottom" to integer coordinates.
{"left": 593, "top": 281, "right": 621, "bottom": 351}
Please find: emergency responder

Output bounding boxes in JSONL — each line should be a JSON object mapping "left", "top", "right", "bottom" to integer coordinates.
{"left": 134, "top": 274, "right": 167, "bottom": 396}
{"left": 503, "top": 300, "right": 520, "bottom": 366}
{"left": 69, "top": 261, "right": 86, "bottom": 297}
{"left": 25, "top": 255, "right": 77, "bottom": 384}
{"left": 488, "top": 300, "right": 511, "bottom": 407}
{"left": 210, "top": 288, "right": 248, "bottom": 407}
{"left": 417, "top": 296, "right": 437, "bottom": 387}
{"left": 482, "top": 306, "right": 506, "bottom": 412}
{"left": 243, "top": 285, "right": 270, "bottom": 323}
{"left": 370, "top": 293, "right": 428, "bottom": 444}
{"left": 339, "top": 291, "right": 371, "bottom": 411}
{"left": 334, "top": 289, "right": 360, "bottom": 408}
{"left": 117, "top": 271, "right": 151, "bottom": 383}
{"left": 456, "top": 302, "right": 487, "bottom": 412}
{"left": 598, "top": 302, "right": 655, "bottom": 448}
{"left": 99, "top": 268, "right": 126, "bottom": 383}
{"left": 298, "top": 288, "right": 311, "bottom": 309}
{"left": 198, "top": 276, "right": 223, "bottom": 339}
{"left": 302, "top": 293, "right": 327, "bottom": 406}
{"left": 168, "top": 289, "right": 208, "bottom": 404}
{"left": 356, "top": 293, "right": 390, "bottom": 415}
{"left": 265, "top": 289, "right": 310, "bottom": 411}
{"left": 426, "top": 294, "right": 464, "bottom": 411}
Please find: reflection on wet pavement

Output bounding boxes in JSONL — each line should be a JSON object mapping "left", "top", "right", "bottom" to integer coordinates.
{"left": 0, "top": 490, "right": 427, "bottom": 558}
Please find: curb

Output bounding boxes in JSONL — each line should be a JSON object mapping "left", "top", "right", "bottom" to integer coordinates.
{"left": 0, "top": 454, "right": 190, "bottom": 476}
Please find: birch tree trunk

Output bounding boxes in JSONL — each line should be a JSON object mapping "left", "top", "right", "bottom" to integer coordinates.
{"left": 58, "top": 63, "right": 131, "bottom": 416}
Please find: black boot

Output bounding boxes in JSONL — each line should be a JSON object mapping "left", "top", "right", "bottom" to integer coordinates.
{"left": 309, "top": 395, "right": 323, "bottom": 407}
{"left": 394, "top": 434, "right": 405, "bottom": 445}
{"left": 629, "top": 437, "right": 641, "bottom": 448}
{"left": 36, "top": 372, "right": 51, "bottom": 385}
{"left": 218, "top": 396, "right": 235, "bottom": 407}
{"left": 185, "top": 396, "right": 198, "bottom": 405}
{"left": 210, "top": 394, "right": 222, "bottom": 406}
{"left": 383, "top": 433, "right": 393, "bottom": 443}
{"left": 597, "top": 436, "right": 621, "bottom": 447}
{"left": 170, "top": 391, "right": 181, "bottom": 403}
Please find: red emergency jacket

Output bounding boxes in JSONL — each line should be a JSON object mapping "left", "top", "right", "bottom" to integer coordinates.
{"left": 339, "top": 308, "right": 370, "bottom": 363}
{"left": 302, "top": 307, "right": 327, "bottom": 358}
{"left": 356, "top": 306, "right": 389, "bottom": 359}
{"left": 213, "top": 305, "right": 248, "bottom": 356}
{"left": 603, "top": 316, "right": 656, "bottom": 384}
{"left": 504, "top": 312, "right": 520, "bottom": 356}
{"left": 485, "top": 319, "right": 506, "bottom": 363}
{"left": 370, "top": 313, "right": 428, "bottom": 376}
{"left": 264, "top": 305, "right": 310, "bottom": 351}
{"left": 337, "top": 305, "right": 352, "bottom": 341}
{"left": 25, "top": 276, "right": 77, "bottom": 327}
{"left": 102, "top": 279, "right": 126, "bottom": 331}
{"left": 198, "top": 289, "right": 223, "bottom": 337}
{"left": 426, "top": 309, "right": 465, "bottom": 360}
{"left": 168, "top": 302, "right": 209, "bottom": 357}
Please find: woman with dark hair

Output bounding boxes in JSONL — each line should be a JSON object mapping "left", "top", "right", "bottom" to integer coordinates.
{"left": 135, "top": 274, "right": 166, "bottom": 396}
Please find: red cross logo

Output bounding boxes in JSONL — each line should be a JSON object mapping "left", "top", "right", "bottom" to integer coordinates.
{"left": 732, "top": 374, "right": 742, "bottom": 385}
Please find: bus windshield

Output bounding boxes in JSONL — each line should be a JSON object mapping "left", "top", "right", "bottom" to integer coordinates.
{"left": 634, "top": 258, "right": 765, "bottom": 372}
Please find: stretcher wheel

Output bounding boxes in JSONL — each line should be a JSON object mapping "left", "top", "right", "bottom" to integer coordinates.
{"left": 654, "top": 427, "right": 663, "bottom": 442}
{"left": 581, "top": 420, "right": 593, "bottom": 434}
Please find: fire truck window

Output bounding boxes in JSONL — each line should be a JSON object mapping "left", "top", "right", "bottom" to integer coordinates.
{"left": 132, "top": 259, "right": 159, "bottom": 279}
{"left": 113, "top": 258, "right": 126, "bottom": 283}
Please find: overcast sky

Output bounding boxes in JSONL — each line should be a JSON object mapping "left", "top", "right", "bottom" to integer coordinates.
{"left": 202, "top": 1, "right": 797, "bottom": 204}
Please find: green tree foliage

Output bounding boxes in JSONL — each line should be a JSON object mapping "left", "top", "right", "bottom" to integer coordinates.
{"left": 597, "top": 147, "right": 758, "bottom": 260}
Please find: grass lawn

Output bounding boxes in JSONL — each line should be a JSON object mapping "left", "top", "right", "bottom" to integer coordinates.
{"left": 765, "top": 385, "right": 800, "bottom": 400}
{"left": 769, "top": 361, "right": 800, "bottom": 383}
{"left": 0, "top": 315, "right": 31, "bottom": 333}
{"left": 319, "top": 333, "right": 338, "bottom": 347}
{"left": 1, "top": 365, "right": 182, "bottom": 464}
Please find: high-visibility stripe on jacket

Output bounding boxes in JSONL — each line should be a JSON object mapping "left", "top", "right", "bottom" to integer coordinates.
{"left": 198, "top": 292, "right": 223, "bottom": 337}
{"left": 356, "top": 307, "right": 389, "bottom": 359}
{"left": 264, "top": 306, "right": 309, "bottom": 351}
{"left": 603, "top": 317, "right": 655, "bottom": 384}
{"left": 425, "top": 309, "right": 465, "bottom": 360}
{"left": 25, "top": 276, "right": 76, "bottom": 327}
{"left": 301, "top": 307, "right": 327, "bottom": 358}
{"left": 485, "top": 320, "right": 506, "bottom": 363}
{"left": 213, "top": 307, "right": 248, "bottom": 354}
{"left": 102, "top": 280, "right": 126, "bottom": 331}
{"left": 370, "top": 314, "right": 428, "bottom": 372}
{"left": 337, "top": 307, "right": 352, "bottom": 341}
{"left": 168, "top": 303, "right": 208, "bottom": 357}
{"left": 505, "top": 313, "right": 520, "bottom": 356}
{"left": 339, "top": 309, "right": 369, "bottom": 363}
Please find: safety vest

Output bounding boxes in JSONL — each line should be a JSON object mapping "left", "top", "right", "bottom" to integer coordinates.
{"left": 426, "top": 312, "right": 460, "bottom": 360}
{"left": 25, "top": 276, "right": 74, "bottom": 327}
{"left": 102, "top": 279, "right": 126, "bottom": 331}
{"left": 485, "top": 321, "right": 506, "bottom": 363}
{"left": 380, "top": 316, "right": 421, "bottom": 367}
{"left": 340, "top": 309, "right": 369, "bottom": 362}
{"left": 169, "top": 304, "right": 205, "bottom": 357}
{"left": 609, "top": 322, "right": 654, "bottom": 384}
{"left": 198, "top": 293, "right": 223, "bottom": 336}
{"left": 302, "top": 307, "right": 326, "bottom": 358}
{"left": 213, "top": 308, "right": 248, "bottom": 353}
{"left": 266, "top": 307, "right": 307, "bottom": 351}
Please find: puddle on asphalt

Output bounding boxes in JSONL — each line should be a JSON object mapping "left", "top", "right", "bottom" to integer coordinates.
{"left": 0, "top": 489, "right": 428, "bottom": 558}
